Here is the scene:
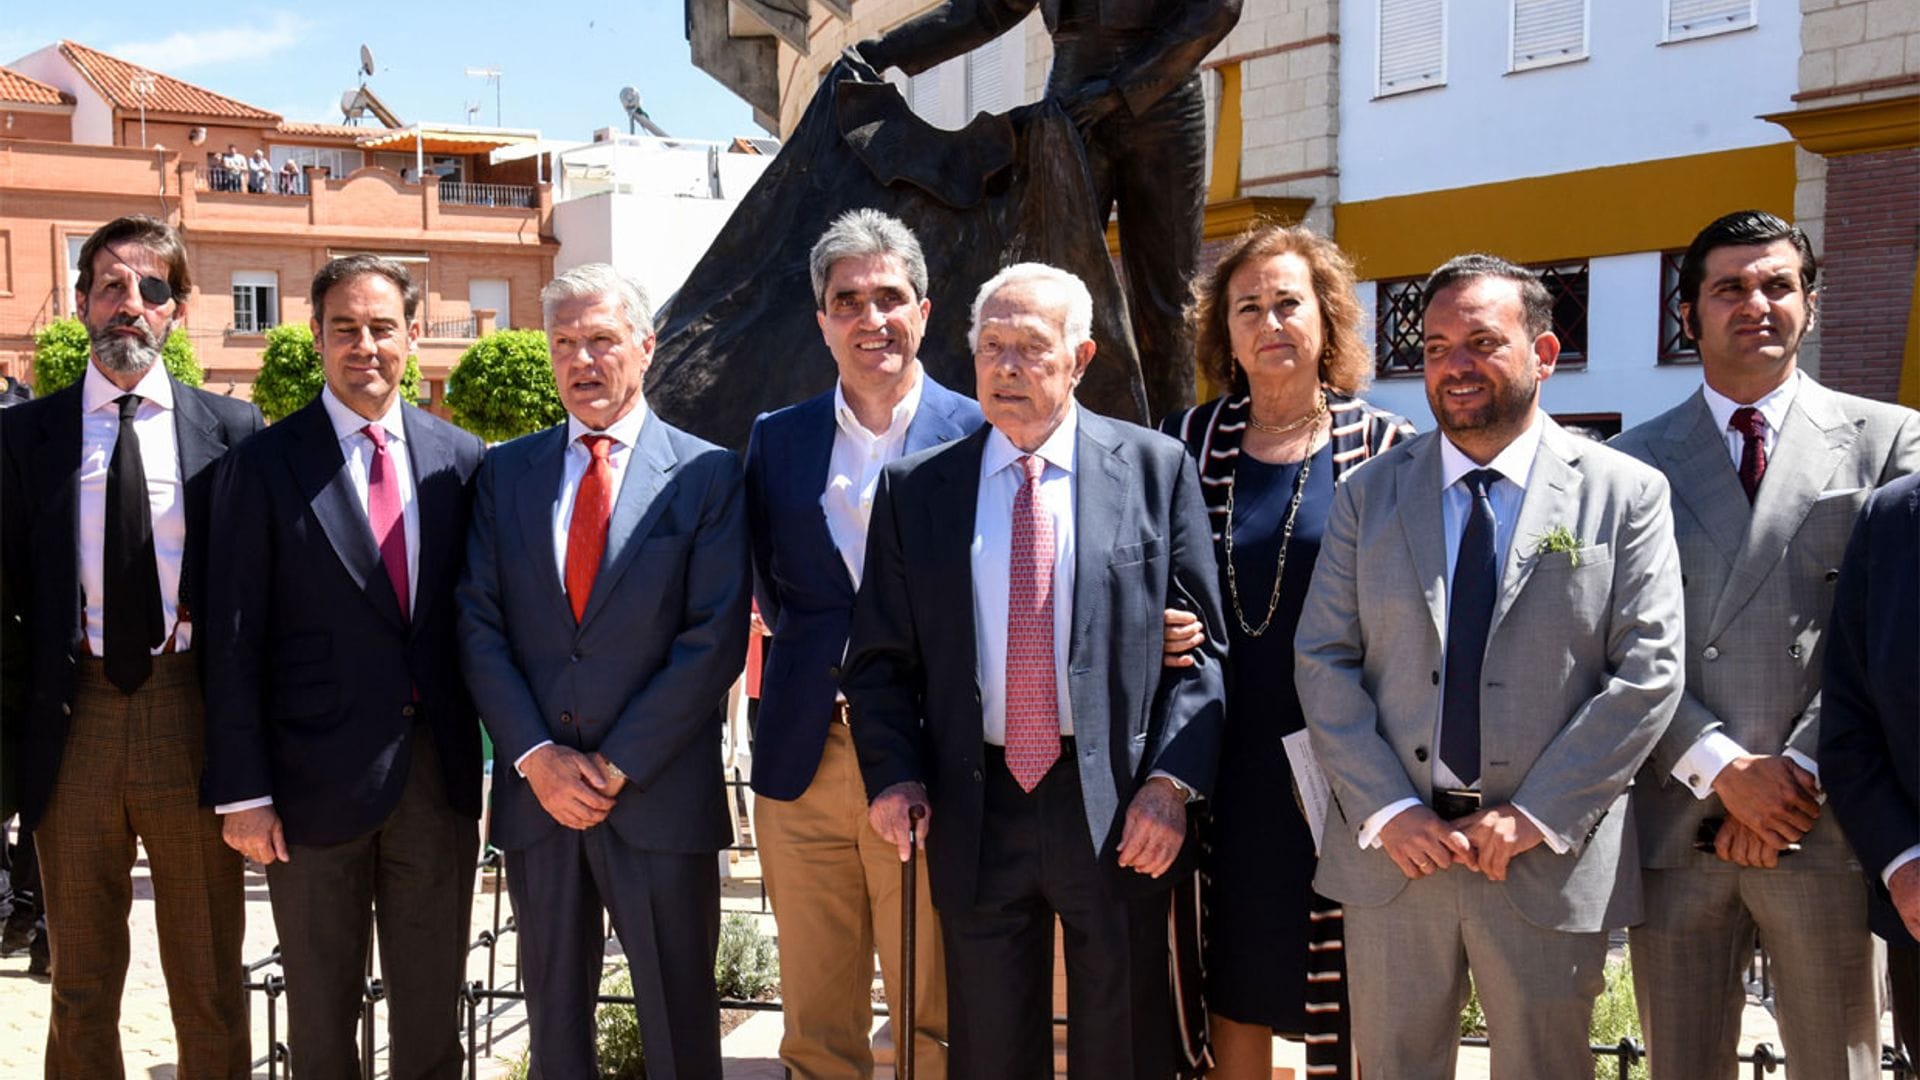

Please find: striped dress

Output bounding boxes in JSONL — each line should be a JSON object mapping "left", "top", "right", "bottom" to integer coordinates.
{"left": 1162, "top": 392, "right": 1415, "bottom": 1079}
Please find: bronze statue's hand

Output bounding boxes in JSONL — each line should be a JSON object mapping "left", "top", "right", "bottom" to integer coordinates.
{"left": 1061, "top": 79, "right": 1123, "bottom": 130}
{"left": 850, "top": 37, "right": 892, "bottom": 72}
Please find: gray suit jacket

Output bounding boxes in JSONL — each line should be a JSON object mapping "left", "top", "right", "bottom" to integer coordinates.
{"left": 1613, "top": 379, "right": 1920, "bottom": 868}
{"left": 455, "top": 413, "right": 751, "bottom": 853}
{"left": 1295, "top": 418, "right": 1684, "bottom": 932}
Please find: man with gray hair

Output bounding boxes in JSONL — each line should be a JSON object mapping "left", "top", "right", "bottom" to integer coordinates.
{"left": 458, "top": 262, "right": 750, "bottom": 1079}
{"left": 843, "top": 262, "right": 1225, "bottom": 1077}
{"left": 745, "top": 208, "right": 978, "bottom": 1078}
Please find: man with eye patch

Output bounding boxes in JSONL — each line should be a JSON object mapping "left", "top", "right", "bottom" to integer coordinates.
{"left": 0, "top": 214, "right": 262, "bottom": 1079}
{"left": 1615, "top": 210, "right": 1920, "bottom": 1080}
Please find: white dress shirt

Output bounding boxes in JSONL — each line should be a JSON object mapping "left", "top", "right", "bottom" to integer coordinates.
{"left": 516, "top": 400, "right": 651, "bottom": 774}
{"left": 824, "top": 372, "right": 923, "bottom": 586}
{"left": 78, "top": 361, "right": 188, "bottom": 656}
{"left": 1360, "top": 415, "right": 1567, "bottom": 853}
{"left": 973, "top": 408, "right": 1078, "bottom": 744}
{"left": 1672, "top": 369, "right": 1820, "bottom": 798}
{"left": 218, "top": 388, "right": 422, "bottom": 815}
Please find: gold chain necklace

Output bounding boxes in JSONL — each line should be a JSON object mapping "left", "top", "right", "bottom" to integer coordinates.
{"left": 1246, "top": 390, "right": 1327, "bottom": 436}
{"left": 1223, "top": 437, "right": 1315, "bottom": 638}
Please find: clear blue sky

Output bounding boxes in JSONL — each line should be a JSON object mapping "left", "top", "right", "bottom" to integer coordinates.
{"left": 1, "top": 3, "right": 764, "bottom": 143}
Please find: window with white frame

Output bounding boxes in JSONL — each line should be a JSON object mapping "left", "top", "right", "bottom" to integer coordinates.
{"left": 1511, "top": 0, "right": 1587, "bottom": 71}
{"left": 1378, "top": 0, "right": 1446, "bottom": 97}
{"left": 469, "top": 278, "right": 510, "bottom": 330}
{"left": 1664, "top": 0, "right": 1755, "bottom": 43}
{"left": 270, "top": 146, "right": 365, "bottom": 183}
{"left": 64, "top": 235, "right": 88, "bottom": 314}
{"left": 231, "top": 271, "right": 279, "bottom": 333}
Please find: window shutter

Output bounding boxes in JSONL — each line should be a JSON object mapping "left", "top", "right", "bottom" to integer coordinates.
{"left": 1512, "top": 0, "right": 1586, "bottom": 69}
{"left": 966, "top": 36, "right": 1009, "bottom": 117}
{"left": 907, "top": 66, "right": 943, "bottom": 125}
{"left": 1379, "top": 0, "right": 1446, "bottom": 95}
{"left": 1666, "top": 0, "right": 1754, "bottom": 41}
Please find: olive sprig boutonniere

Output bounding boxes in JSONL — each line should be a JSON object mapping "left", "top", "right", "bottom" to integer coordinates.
{"left": 1533, "top": 525, "right": 1584, "bottom": 567}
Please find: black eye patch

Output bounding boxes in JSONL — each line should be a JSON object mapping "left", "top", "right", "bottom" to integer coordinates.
{"left": 138, "top": 277, "right": 174, "bottom": 306}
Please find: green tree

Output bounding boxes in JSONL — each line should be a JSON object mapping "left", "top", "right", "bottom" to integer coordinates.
{"left": 251, "top": 323, "right": 421, "bottom": 422}
{"left": 444, "top": 329, "right": 560, "bottom": 443}
{"left": 31, "top": 318, "right": 205, "bottom": 395}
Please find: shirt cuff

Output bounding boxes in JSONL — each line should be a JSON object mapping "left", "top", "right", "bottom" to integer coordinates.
{"left": 514, "top": 740, "right": 555, "bottom": 777}
{"left": 1358, "top": 797, "right": 1422, "bottom": 849}
{"left": 1513, "top": 804, "right": 1569, "bottom": 854}
{"left": 1883, "top": 845, "right": 1920, "bottom": 889}
{"left": 215, "top": 797, "right": 273, "bottom": 815}
{"left": 1783, "top": 747, "right": 1821, "bottom": 789}
{"left": 1672, "top": 730, "right": 1746, "bottom": 798}
{"left": 1148, "top": 770, "right": 1198, "bottom": 803}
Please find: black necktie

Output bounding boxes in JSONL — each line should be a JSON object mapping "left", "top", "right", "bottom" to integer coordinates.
{"left": 103, "top": 393, "right": 164, "bottom": 693}
{"left": 1441, "top": 468, "right": 1501, "bottom": 787}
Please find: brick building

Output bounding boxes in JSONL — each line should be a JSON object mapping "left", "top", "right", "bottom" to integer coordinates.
{"left": 0, "top": 41, "right": 559, "bottom": 405}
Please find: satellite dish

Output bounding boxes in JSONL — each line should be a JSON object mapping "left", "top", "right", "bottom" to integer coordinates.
{"left": 619, "top": 86, "right": 641, "bottom": 112}
{"left": 359, "top": 45, "right": 375, "bottom": 78}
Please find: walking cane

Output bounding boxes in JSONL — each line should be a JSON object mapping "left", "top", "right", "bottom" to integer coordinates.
{"left": 899, "top": 804, "right": 926, "bottom": 1080}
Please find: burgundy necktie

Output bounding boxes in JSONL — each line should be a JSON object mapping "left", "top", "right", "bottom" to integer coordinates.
{"left": 1730, "top": 406, "right": 1768, "bottom": 504}
{"left": 363, "top": 424, "right": 408, "bottom": 618}
{"left": 565, "top": 435, "right": 615, "bottom": 623}
{"left": 1004, "top": 454, "right": 1060, "bottom": 792}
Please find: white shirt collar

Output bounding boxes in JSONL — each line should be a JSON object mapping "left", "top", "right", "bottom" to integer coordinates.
{"left": 566, "top": 396, "right": 649, "bottom": 450}
{"left": 1439, "top": 410, "right": 1543, "bottom": 492}
{"left": 983, "top": 403, "right": 1079, "bottom": 478}
{"left": 833, "top": 366, "right": 924, "bottom": 441}
{"left": 82, "top": 358, "right": 175, "bottom": 414}
{"left": 320, "top": 385, "right": 406, "bottom": 444}
{"left": 1702, "top": 368, "right": 1801, "bottom": 437}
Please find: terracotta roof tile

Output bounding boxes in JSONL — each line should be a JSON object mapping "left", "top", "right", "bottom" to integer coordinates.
{"left": 277, "top": 119, "right": 394, "bottom": 139}
{"left": 0, "top": 65, "right": 72, "bottom": 107}
{"left": 59, "top": 40, "right": 277, "bottom": 122}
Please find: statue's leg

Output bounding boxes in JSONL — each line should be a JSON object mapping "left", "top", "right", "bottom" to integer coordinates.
{"left": 1103, "top": 77, "right": 1207, "bottom": 421}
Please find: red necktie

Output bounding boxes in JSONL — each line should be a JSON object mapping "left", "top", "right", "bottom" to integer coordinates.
{"left": 1730, "top": 406, "right": 1768, "bottom": 504}
{"left": 565, "top": 435, "right": 615, "bottom": 623}
{"left": 363, "top": 424, "right": 408, "bottom": 619}
{"left": 1004, "top": 454, "right": 1060, "bottom": 792}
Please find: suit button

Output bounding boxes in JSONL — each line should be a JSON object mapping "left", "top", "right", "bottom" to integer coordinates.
{"left": 1787, "top": 643, "right": 1802, "bottom": 659}
{"left": 61, "top": 703, "right": 71, "bottom": 716}
{"left": 1824, "top": 569, "right": 1840, "bottom": 583}
{"left": 571, "top": 651, "right": 583, "bottom": 663}
{"left": 972, "top": 769, "right": 983, "bottom": 782}
{"left": 401, "top": 704, "right": 416, "bottom": 718}
{"left": 1414, "top": 746, "right": 1429, "bottom": 762}
{"left": 560, "top": 711, "right": 573, "bottom": 726}
{"left": 1702, "top": 646, "right": 1720, "bottom": 661}
{"left": 828, "top": 665, "right": 841, "bottom": 680}
{"left": 1430, "top": 671, "right": 1440, "bottom": 686}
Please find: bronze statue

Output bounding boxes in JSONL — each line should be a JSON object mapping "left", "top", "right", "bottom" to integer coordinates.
{"left": 860, "top": 0, "right": 1243, "bottom": 419}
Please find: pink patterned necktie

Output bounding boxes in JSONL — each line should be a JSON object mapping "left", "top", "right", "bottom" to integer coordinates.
{"left": 1730, "top": 406, "right": 1768, "bottom": 504}
{"left": 364, "top": 423, "right": 409, "bottom": 619}
{"left": 1004, "top": 453, "right": 1060, "bottom": 792}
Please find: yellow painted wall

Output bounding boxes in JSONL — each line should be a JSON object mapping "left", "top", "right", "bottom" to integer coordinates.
{"left": 1333, "top": 145, "right": 1798, "bottom": 281}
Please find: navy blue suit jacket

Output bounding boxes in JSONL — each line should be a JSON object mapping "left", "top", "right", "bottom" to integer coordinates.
{"left": 743, "top": 375, "right": 982, "bottom": 800}
{"left": 201, "top": 399, "right": 486, "bottom": 846}
{"left": 842, "top": 409, "right": 1227, "bottom": 910}
{"left": 1821, "top": 471, "right": 1920, "bottom": 946}
{"left": 456, "top": 413, "right": 749, "bottom": 853}
{"left": 0, "top": 377, "right": 262, "bottom": 828}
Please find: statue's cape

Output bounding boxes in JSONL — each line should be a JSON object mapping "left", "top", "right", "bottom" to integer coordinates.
{"left": 649, "top": 56, "right": 1146, "bottom": 451}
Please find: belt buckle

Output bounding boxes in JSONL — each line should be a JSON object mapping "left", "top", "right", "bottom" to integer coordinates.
{"left": 1432, "top": 788, "right": 1481, "bottom": 820}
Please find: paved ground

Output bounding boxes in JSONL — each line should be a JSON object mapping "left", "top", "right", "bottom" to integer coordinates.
{"left": 0, "top": 840, "right": 1889, "bottom": 1079}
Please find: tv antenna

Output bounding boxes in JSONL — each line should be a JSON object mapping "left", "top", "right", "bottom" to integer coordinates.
{"left": 618, "top": 86, "right": 668, "bottom": 137}
{"left": 465, "top": 66, "right": 503, "bottom": 126}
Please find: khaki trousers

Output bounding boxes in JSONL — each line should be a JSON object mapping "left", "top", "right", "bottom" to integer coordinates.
{"left": 37, "top": 655, "right": 249, "bottom": 1080}
{"left": 757, "top": 722, "right": 947, "bottom": 1080}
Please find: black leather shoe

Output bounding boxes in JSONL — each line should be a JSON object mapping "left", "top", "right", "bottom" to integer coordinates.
{"left": 26, "top": 930, "right": 48, "bottom": 976}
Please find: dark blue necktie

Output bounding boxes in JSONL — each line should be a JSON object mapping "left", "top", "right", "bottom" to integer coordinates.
{"left": 1441, "top": 468, "right": 1501, "bottom": 787}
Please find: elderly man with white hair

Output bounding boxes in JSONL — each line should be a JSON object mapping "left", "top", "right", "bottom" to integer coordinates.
{"left": 843, "top": 262, "right": 1227, "bottom": 1078}
{"left": 457, "top": 262, "right": 750, "bottom": 1080}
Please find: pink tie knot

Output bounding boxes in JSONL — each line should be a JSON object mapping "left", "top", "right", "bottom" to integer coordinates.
{"left": 363, "top": 422, "right": 388, "bottom": 450}
{"left": 1020, "top": 453, "right": 1044, "bottom": 483}
{"left": 1729, "top": 406, "right": 1766, "bottom": 440}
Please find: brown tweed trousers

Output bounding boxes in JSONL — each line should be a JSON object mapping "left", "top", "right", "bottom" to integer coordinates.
{"left": 36, "top": 654, "right": 248, "bottom": 1079}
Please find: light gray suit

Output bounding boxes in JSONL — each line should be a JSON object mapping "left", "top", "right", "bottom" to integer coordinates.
{"left": 1296, "top": 417, "right": 1684, "bottom": 1080}
{"left": 1614, "top": 378, "right": 1920, "bottom": 1080}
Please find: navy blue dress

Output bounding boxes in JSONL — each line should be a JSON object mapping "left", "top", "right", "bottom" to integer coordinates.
{"left": 1202, "top": 441, "right": 1334, "bottom": 1028}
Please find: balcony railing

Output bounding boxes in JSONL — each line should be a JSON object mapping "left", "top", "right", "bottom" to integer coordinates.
{"left": 438, "top": 182, "right": 535, "bottom": 208}
{"left": 421, "top": 315, "right": 478, "bottom": 340}
{"left": 205, "top": 165, "right": 305, "bottom": 195}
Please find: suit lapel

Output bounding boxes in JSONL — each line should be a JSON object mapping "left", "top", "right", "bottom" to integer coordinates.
{"left": 513, "top": 426, "right": 574, "bottom": 626}
{"left": 288, "top": 401, "right": 406, "bottom": 630}
{"left": 927, "top": 427, "right": 987, "bottom": 684}
{"left": 170, "top": 382, "right": 222, "bottom": 491}
{"left": 1491, "top": 422, "right": 1583, "bottom": 634}
{"left": 1070, "top": 413, "right": 1127, "bottom": 689}
{"left": 1656, "top": 392, "right": 1748, "bottom": 566}
{"left": 1394, "top": 436, "right": 1449, "bottom": 637}
{"left": 1708, "top": 381, "right": 1859, "bottom": 639}
{"left": 579, "top": 415, "right": 678, "bottom": 629}
{"left": 401, "top": 407, "right": 451, "bottom": 638}
{"left": 796, "top": 396, "right": 848, "bottom": 596}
